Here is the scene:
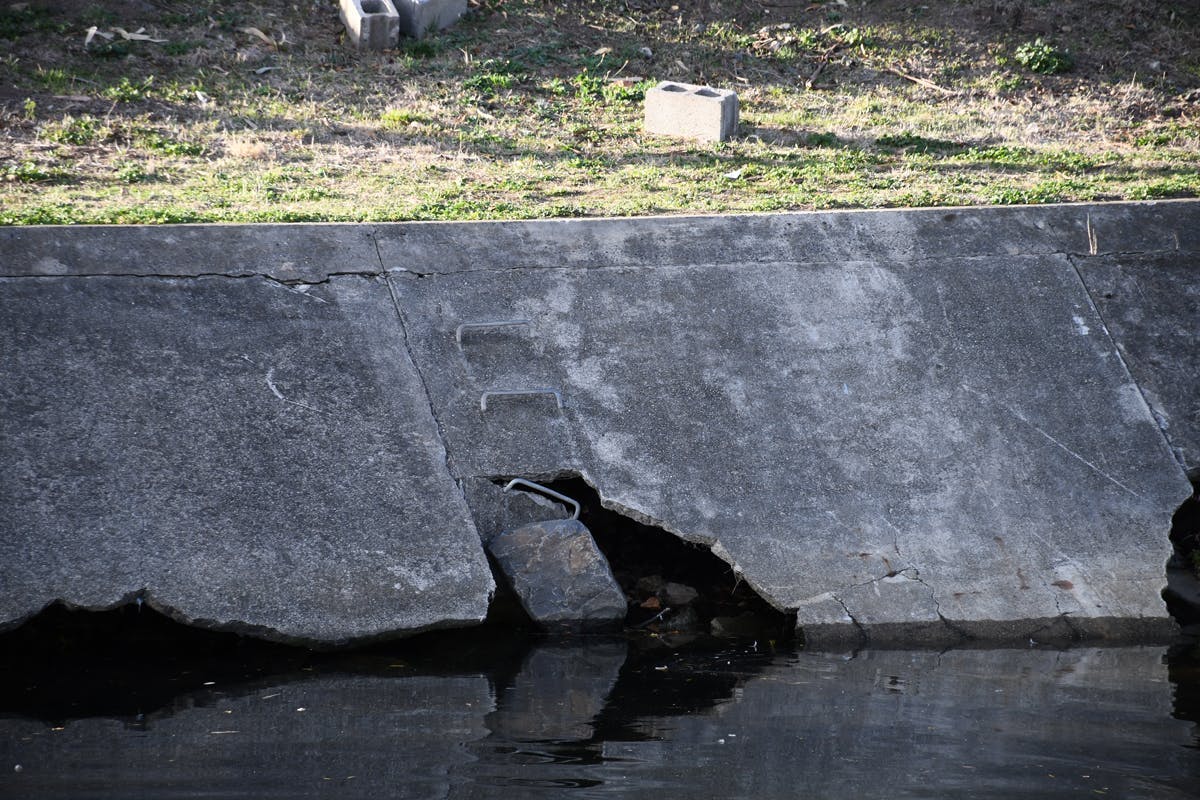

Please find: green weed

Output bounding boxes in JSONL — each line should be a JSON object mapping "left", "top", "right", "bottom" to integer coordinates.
{"left": 1014, "top": 38, "right": 1073, "bottom": 74}
{"left": 133, "top": 129, "right": 204, "bottom": 156}
{"left": 103, "top": 76, "right": 156, "bottom": 102}
{"left": 42, "top": 116, "right": 109, "bottom": 145}
{"left": 32, "top": 66, "right": 71, "bottom": 92}
{"left": 463, "top": 59, "right": 523, "bottom": 94}
{"left": 875, "top": 133, "right": 965, "bottom": 153}
{"left": 4, "top": 161, "right": 66, "bottom": 183}
{"left": 114, "top": 162, "right": 149, "bottom": 183}
{"left": 380, "top": 108, "right": 432, "bottom": 129}
{"left": 163, "top": 40, "right": 200, "bottom": 56}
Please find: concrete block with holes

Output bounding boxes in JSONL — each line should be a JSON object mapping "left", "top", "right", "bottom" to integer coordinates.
{"left": 339, "top": 0, "right": 400, "bottom": 50}
{"left": 394, "top": 0, "right": 467, "bottom": 39}
{"left": 644, "top": 81, "right": 739, "bottom": 143}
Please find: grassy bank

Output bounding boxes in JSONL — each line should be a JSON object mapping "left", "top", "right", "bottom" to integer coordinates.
{"left": 1, "top": 0, "right": 1197, "bottom": 224}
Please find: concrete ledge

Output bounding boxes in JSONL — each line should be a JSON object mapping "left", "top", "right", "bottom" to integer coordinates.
{"left": 0, "top": 223, "right": 381, "bottom": 281}
{"left": 3, "top": 202, "right": 1195, "bottom": 281}
{"left": 644, "top": 81, "right": 739, "bottom": 143}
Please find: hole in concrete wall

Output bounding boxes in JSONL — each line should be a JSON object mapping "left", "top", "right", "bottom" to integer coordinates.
{"left": 694, "top": 88, "right": 719, "bottom": 97}
{"left": 360, "top": 0, "right": 386, "bottom": 13}
{"left": 537, "top": 477, "right": 796, "bottom": 644}
{"left": 1165, "top": 481, "right": 1200, "bottom": 629}
{"left": 661, "top": 83, "right": 686, "bottom": 92}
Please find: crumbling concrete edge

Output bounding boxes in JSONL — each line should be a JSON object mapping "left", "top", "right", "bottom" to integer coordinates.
{"left": 1, "top": 584, "right": 493, "bottom": 649}
{"left": 520, "top": 469, "right": 1186, "bottom": 650}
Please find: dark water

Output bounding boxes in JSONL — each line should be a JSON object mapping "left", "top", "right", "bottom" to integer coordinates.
{"left": 2, "top": 632, "right": 1199, "bottom": 799}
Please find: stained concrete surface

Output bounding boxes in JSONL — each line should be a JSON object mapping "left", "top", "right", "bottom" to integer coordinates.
{"left": 1, "top": 201, "right": 1196, "bottom": 645}
{"left": 1076, "top": 252, "right": 1200, "bottom": 478}
{"left": 390, "top": 247, "right": 1189, "bottom": 643}
{"left": 0, "top": 275, "right": 492, "bottom": 644}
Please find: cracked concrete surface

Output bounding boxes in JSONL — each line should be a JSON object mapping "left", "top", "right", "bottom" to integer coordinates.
{"left": 1, "top": 201, "right": 1196, "bottom": 645}
{"left": 0, "top": 274, "right": 492, "bottom": 645}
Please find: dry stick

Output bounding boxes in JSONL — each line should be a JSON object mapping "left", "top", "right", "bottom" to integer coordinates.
{"left": 805, "top": 60, "right": 826, "bottom": 90}
{"left": 805, "top": 45, "right": 840, "bottom": 90}
{"left": 886, "top": 66, "right": 960, "bottom": 96}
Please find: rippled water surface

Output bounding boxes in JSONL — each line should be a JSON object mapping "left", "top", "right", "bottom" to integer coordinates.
{"left": 2, "top": 633, "right": 1199, "bottom": 799}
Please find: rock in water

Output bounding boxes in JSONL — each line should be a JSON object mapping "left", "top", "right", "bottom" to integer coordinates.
{"left": 486, "top": 519, "right": 627, "bottom": 632}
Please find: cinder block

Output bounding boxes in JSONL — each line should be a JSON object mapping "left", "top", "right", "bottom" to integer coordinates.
{"left": 644, "top": 81, "right": 739, "bottom": 143}
{"left": 339, "top": 0, "right": 400, "bottom": 50}
{"left": 394, "top": 0, "right": 467, "bottom": 39}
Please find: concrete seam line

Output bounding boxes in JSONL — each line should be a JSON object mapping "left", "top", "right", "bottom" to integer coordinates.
{"left": 0, "top": 270, "right": 385, "bottom": 284}
{"left": 1065, "top": 251, "right": 1185, "bottom": 474}
{"left": 382, "top": 272, "right": 460, "bottom": 490}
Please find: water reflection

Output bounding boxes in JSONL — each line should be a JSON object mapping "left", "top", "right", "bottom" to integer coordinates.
{"left": 1, "top": 637, "right": 1198, "bottom": 799}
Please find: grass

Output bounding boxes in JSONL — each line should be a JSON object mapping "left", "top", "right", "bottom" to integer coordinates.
{"left": 0, "top": 0, "right": 1197, "bottom": 225}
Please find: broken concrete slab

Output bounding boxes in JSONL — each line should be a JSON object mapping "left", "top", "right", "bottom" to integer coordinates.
{"left": 0, "top": 275, "right": 493, "bottom": 644}
{"left": 386, "top": 204, "right": 1196, "bottom": 644}
{"left": 1075, "top": 252, "right": 1200, "bottom": 478}
{"left": 486, "top": 519, "right": 626, "bottom": 631}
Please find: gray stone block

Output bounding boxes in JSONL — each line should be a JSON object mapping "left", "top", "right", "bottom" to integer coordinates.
{"left": 339, "top": 0, "right": 400, "bottom": 50}
{"left": 486, "top": 519, "right": 627, "bottom": 631}
{"left": 644, "top": 81, "right": 738, "bottom": 143}
{"left": 0, "top": 275, "right": 493, "bottom": 644}
{"left": 394, "top": 0, "right": 466, "bottom": 39}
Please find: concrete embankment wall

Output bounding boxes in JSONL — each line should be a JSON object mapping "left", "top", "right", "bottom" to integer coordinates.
{"left": 1, "top": 201, "right": 1196, "bottom": 646}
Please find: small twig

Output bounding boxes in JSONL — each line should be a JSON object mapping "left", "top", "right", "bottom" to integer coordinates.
{"left": 805, "top": 60, "right": 826, "bottom": 90}
{"left": 804, "top": 44, "right": 840, "bottom": 90}
{"left": 886, "top": 66, "right": 959, "bottom": 96}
